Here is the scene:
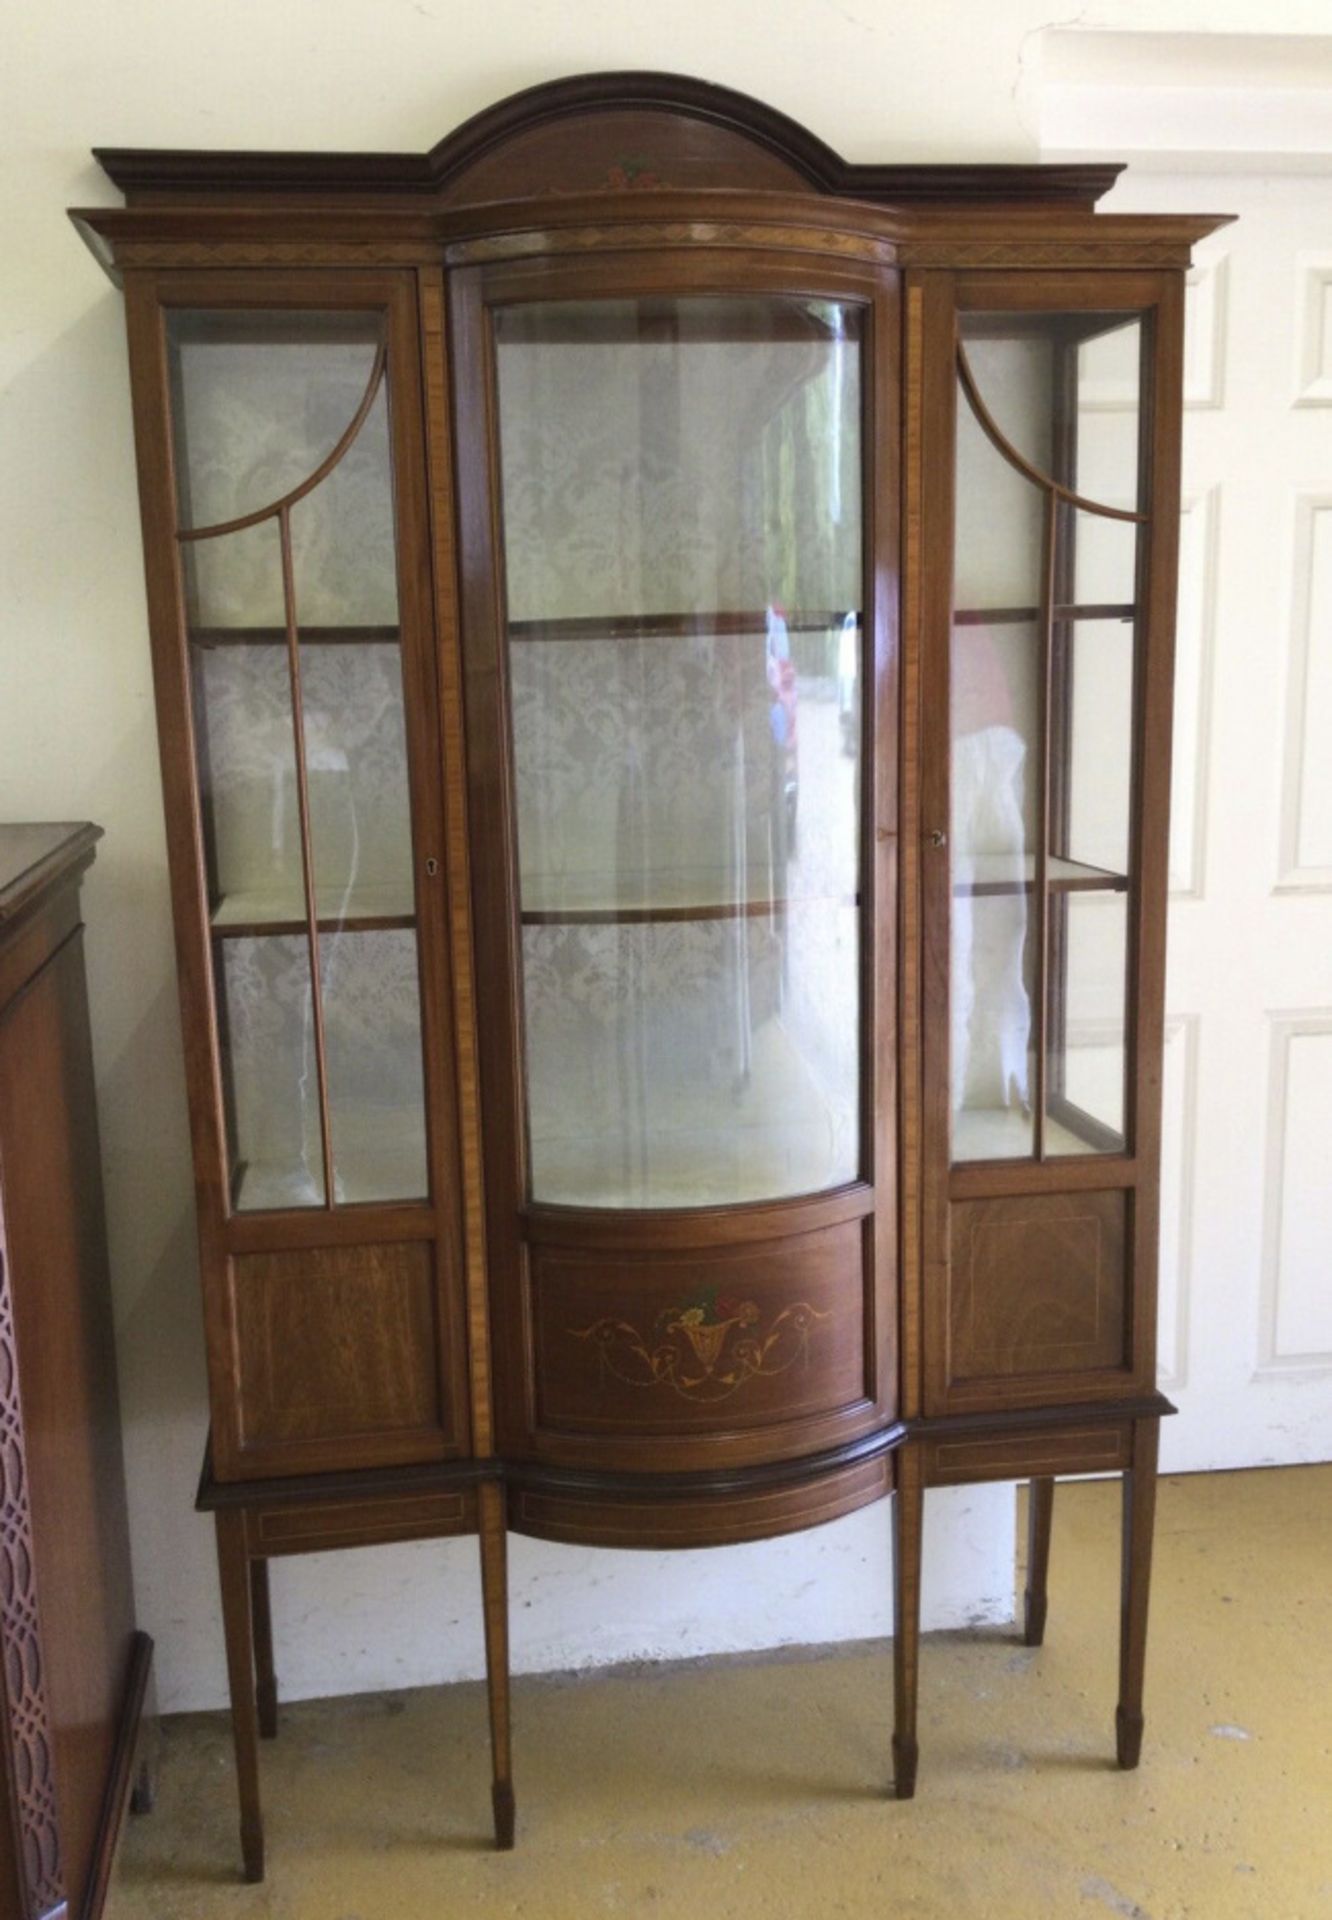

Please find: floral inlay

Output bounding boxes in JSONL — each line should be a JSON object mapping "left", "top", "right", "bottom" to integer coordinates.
{"left": 602, "top": 155, "right": 667, "bottom": 189}
{"left": 572, "top": 1286, "right": 829, "bottom": 1402}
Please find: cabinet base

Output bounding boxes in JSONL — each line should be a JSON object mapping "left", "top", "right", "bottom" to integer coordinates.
{"left": 507, "top": 1434, "right": 902, "bottom": 1549}
{"left": 193, "top": 1398, "right": 1168, "bottom": 1872}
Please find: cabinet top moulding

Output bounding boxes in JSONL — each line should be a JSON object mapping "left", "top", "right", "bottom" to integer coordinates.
{"left": 69, "top": 197, "right": 1231, "bottom": 282}
{"left": 88, "top": 72, "right": 1126, "bottom": 207}
{"left": 67, "top": 71, "right": 1233, "bottom": 279}
{"left": 0, "top": 822, "right": 102, "bottom": 928}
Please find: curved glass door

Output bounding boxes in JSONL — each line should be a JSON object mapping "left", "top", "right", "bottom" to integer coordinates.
{"left": 493, "top": 297, "right": 865, "bottom": 1207}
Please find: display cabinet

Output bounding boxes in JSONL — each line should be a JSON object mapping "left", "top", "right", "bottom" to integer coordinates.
{"left": 0, "top": 825, "right": 152, "bottom": 1920}
{"left": 72, "top": 72, "right": 1229, "bottom": 1877}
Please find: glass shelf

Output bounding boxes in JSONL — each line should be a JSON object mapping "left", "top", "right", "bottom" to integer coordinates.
{"left": 520, "top": 867, "right": 858, "bottom": 926}
{"left": 953, "top": 854, "right": 1126, "bottom": 899}
{"left": 509, "top": 609, "right": 859, "bottom": 644}
{"left": 210, "top": 879, "right": 416, "bottom": 936}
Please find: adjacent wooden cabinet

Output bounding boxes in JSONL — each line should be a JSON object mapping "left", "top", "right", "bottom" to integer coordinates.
{"left": 72, "top": 73, "right": 1231, "bottom": 1876}
{"left": 0, "top": 825, "right": 151, "bottom": 1920}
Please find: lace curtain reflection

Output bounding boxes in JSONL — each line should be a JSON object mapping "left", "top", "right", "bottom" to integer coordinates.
{"left": 498, "top": 300, "right": 863, "bottom": 1205}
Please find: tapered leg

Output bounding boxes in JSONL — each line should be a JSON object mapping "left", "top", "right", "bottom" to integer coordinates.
{"left": 250, "top": 1558, "right": 278, "bottom": 1739}
{"left": 130, "top": 1662, "right": 161, "bottom": 1814}
{"left": 891, "top": 1442, "right": 924, "bottom": 1800}
{"left": 130, "top": 1757, "right": 156, "bottom": 1817}
{"left": 478, "top": 1481, "right": 515, "bottom": 1849}
{"left": 215, "top": 1510, "right": 264, "bottom": 1881}
{"left": 1116, "top": 1417, "right": 1159, "bottom": 1770}
{"left": 1023, "top": 1477, "right": 1055, "bottom": 1647}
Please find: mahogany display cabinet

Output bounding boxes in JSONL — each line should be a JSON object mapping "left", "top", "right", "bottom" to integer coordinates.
{"left": 71, "top": 73, "right": 1230, "bottom": 1876}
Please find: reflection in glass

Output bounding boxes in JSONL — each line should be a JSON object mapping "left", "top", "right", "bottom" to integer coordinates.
{"left": 292, "top": 645, "right": 416, "bottom": 924}
{"left": 289, "top": 382, "right": 400, "bottom": 629}
{"left": 1072, "top": 508, "right": 1139, "bottom": 608}
{"left": 1060, "top": 615, "right": 1135, "bottom": 878}
{"left": 959, "top": 312, "right": 1144, "bottom": 516}
{"left": 953, "top": 308, "right": 1146, "bottom": 1163}
{"left": 183, "top": 517, "right": 286, "bottom": 633}
{"left": 958, "top": 325, "right": 1057, "bottom": 478}
{"left": 168, "top": 310, "right": 383, "bottom": 532}
{"left": 1076, "top": 317, "right": 1143, "bottom": 511}
{"left": 952, "top": 365, "right": 1041, "bottom": 1161}
{"left": 220, "top": 935, "right": 324, "bottom": 1210}
{"left": 494, "top": 297, "right": 864, "bottom": 1207}
{"left": 524, "top": 906, "right": 860, "bottom": 1207}
{"left": 321, "top": 929, "right": 428, "bottom": 1202}
{"left": 1047, "top": 892, "right": 1128, "bottom": 1155}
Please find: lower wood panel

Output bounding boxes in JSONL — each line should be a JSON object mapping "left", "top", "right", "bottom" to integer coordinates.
{"left": 923, "top": 1421, "right": 1130, "bottom": 1486}
{"left": 232, "top": 1241, "right": 444, "bottom": 1460}
{"left": 247, "top": 1489, "right": 475, "bottom": 1557}
{"left": 510, "top": 1453, "right": 891, "bottom": 1549}
{"left": 942, "top": 1189, "right": 1130, "bottom": 1409}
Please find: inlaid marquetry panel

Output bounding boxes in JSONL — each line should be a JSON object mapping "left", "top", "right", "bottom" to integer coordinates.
{"left": 947, "top": 1190, "right": 1128, "bottom": 1390}
{"left": 1257, "top": 1012, "right": 1332, "bottom": 1377}
{"left": 1277, "top": 496, "right": 1332, "bottom": 891}
{"left": 531, "top": 1222, "right": 866, "bottom": 1435}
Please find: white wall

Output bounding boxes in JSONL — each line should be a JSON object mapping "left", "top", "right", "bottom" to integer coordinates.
{"left": 2, "top": 1, "right": 1326, "bottom": 1714}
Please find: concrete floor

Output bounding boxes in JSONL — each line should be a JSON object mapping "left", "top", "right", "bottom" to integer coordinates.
{"left": 112, "top": 1465, "right": 1332, "bottom": 1920}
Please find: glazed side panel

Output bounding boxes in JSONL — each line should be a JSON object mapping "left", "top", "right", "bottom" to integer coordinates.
{"left": 121, "top": 269, "right": 471, "bottom": 1479}
{"left": 912, "top": 267, "right": 1185, "bottom": 1418}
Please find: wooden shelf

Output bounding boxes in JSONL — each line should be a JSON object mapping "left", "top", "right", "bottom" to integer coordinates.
{"left": 953, "top": 603, "right": 1135, "bottom": 627}
{"left": 211, "top": 880, "right": 415, "bottom": 937}
{"left": 954, "top": 853, "right": 1126, "bottom": 898}
{"left": 520, "top": 867, "right": 858, "bottom": 926}
{"left": 953, "top": 1106, "right": 1093, "bottom": 1163}
{"left": 231, "top": 1105, "right": 428, "bottom": 1212}
{"left": 509, "top": 609, "right": 859, "bottom": 644}
{"left": 191, "top": 625, "right": 400, "bottom": 649}
{"left": 529, "top": 1020, "right": 854, "bottom": 1208}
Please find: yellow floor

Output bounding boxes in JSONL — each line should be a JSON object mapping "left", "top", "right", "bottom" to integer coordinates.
{"left": 112, "top": 1466, "right": 1332, "bottom": 1920}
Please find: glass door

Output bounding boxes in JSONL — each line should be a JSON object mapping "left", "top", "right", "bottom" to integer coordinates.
{"left": 490, "top": 295, "right": 867, "bottom": 1209}
{"left": 949, "top": 304, "right": 1147, "bottom": 1165}
{"left": 165, "top": 301, "right": 432, "bottom": 1212}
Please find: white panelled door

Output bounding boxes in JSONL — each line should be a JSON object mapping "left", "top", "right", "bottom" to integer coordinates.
{"left": 1104, "top": 171, "right": 1332, "bottom": 1472}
